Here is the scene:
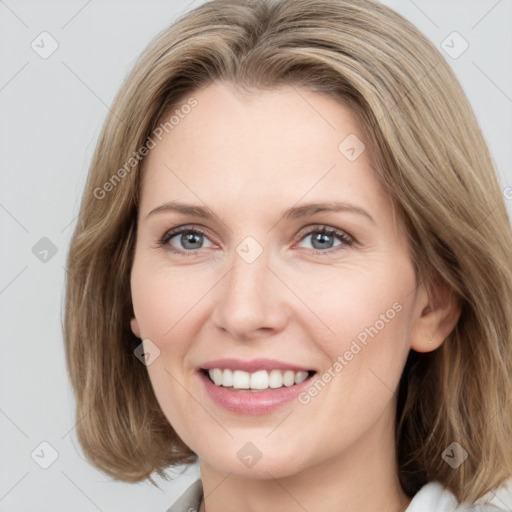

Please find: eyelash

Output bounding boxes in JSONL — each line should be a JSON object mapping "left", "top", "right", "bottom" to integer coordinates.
{"left": 158, "top": 224, "right": 354, "bottom": 257}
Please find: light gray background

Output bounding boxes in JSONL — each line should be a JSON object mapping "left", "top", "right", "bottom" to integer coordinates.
{"left": 1, "top": 1, "right": 511, "bottom": 511}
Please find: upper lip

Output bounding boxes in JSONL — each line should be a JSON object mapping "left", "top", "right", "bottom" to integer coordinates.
{"left": 199, "top": 358, "right": 315, "bottom": 373}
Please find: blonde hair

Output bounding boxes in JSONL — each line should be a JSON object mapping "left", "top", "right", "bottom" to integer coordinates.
{"left": 63, "top": 0, "right": 512, "bottom": 502}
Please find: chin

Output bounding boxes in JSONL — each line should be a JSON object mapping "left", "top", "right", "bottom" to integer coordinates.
{"left": 198, "top": 443, "right": 311, "bottom": 480}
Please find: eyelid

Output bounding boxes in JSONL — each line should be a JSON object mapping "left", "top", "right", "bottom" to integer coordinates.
{"left": 159, "top": 225, "right": 216, "bottom": 255}
{"left": 295, "top": 223, "right": 354, "bottom": 242}
{"left": 158, "top": 223, "right": 355, "bottom": 255}
{"left": 293, "top": 224, "right": 354, "bottom": 252}
{"left": 159, "top": 224, "right": 210, "bottom": 245}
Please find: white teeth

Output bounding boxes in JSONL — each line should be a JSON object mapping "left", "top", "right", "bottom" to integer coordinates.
{"left": 232, "top": 370, "right": 250, "bottom": 389}
{"left": 268, "top": 369, "right": 283, "bottom": 388}
{"left": 207, "top": 368, "right": 311, "bottom": 390}
{"left": 283, "top": 370, "right": 295, "bottom": 387}
{"left": 250, "top": 370, "right": 268, "bottom": 390}
{"left": 223, "top": 368, "right": 233, "bottom": 387}
{"left": 295, "top": 371, "right": 309, "bottom": 384}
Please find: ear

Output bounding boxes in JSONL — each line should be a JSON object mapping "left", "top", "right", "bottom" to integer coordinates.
{"left": 130, "top": 317, "right": 141, "bottom": 339}
{"left": 410, "top": 275, "right": 461, "bottom": 353}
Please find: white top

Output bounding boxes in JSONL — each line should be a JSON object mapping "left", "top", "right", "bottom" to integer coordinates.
{"left": 406, "top": 481, "right": 503, "bottom": 511}
{"left": 166, "top": 478, "right": 504, "bottom": 512}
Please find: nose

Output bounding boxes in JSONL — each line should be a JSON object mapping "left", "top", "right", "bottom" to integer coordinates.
{"left": 210, "top": 242, "right": 289, "bottom": 341}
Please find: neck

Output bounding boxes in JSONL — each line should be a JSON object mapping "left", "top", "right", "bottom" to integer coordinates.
{"left": 198, "top": 407, "right": 412, "bottom": 512}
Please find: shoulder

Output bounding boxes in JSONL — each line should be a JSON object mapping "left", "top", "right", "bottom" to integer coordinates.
{"left": 165, "top": 479, "right": 203, "bottom": 512}
{"left": 406, "top": 481, "right": 505, "bottom": 512}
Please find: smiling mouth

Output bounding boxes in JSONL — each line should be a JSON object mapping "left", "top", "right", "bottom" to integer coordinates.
{"left": 201, "top": 368, "right": 317, "bottom": 391}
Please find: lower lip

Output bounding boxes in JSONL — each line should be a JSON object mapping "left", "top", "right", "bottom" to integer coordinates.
{"left": 197, "top": 370, "right": 315, "bottom": 415}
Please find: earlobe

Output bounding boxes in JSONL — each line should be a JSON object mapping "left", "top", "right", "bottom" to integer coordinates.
{"left": 130, "top": 317, "right": 141, "bottom": 338}
{"left": 410, "top": 276, "right": 461, "bottom": 353}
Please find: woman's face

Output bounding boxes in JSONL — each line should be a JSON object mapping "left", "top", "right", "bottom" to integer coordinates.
{"left": 130, "top": 80, "right": 427, "bottom": 479}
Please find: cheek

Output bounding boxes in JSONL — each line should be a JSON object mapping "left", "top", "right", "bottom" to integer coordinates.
{"left": 130, "top": 259, "right": 209, "bottom": 341}
{"left": 290, "top": 260, "right": 414, "bottom": 357}
{"left": 130, "top": 261, "right": 199, "bottom": 434}
{"left": 130, "top": 260, "right": 208, "bottom": 425}
{"left": 143, "top": 358, "right": 203, "bottom": 452}
{"left": 291, "top": 260, "right": 415, "bottom": 424}
{"left": 320, "top": 278, "right": 413, "bottom": 380}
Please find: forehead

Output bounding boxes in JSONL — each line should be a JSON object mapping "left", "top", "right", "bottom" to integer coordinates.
{"left": 139, "top": 80, "right": 391, "bottom": 220}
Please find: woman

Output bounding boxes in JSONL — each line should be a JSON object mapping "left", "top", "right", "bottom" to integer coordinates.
{"left": 63, "top": 0, "right": 512, "bottom": 511}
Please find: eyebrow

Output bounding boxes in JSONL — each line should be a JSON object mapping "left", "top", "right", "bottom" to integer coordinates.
{"left": 146, "top": 200, "right": 375, "bottom": 224}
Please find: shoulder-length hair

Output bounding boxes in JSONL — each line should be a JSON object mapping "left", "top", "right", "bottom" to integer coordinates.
{"left": 63, "top": 0, "right": 512, "bottom": 502}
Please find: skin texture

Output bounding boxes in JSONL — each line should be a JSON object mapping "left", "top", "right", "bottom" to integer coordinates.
{"left": 130, "top": 81, "right": 460, "bottom": 512}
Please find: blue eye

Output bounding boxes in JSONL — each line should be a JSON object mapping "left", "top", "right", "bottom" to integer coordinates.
{"left": 297, "top": 226, "right": 354, "bottom": 254}
{"left": 158, "top": 225, "right": 354, "bottom": 256}
{"left": 159, "top": 227, "right": 212, "bottom": 255}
